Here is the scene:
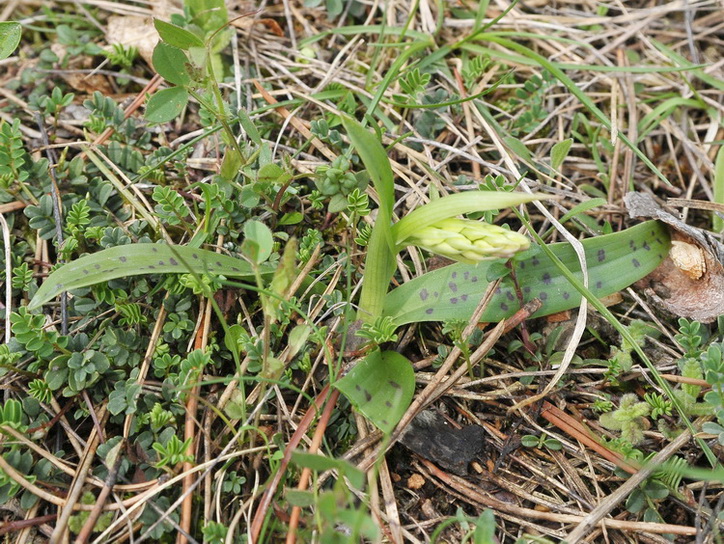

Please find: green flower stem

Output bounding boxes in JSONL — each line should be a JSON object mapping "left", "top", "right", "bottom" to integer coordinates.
{"left": 342, "top": 116, "right": 549, "bottom": 323}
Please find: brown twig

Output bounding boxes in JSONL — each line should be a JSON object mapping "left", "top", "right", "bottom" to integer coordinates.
{"left": 250, "top": 383, "right": 332, "bottom": 542}
{"left": 285, "top": 388, "right": 340, "bottom": 544}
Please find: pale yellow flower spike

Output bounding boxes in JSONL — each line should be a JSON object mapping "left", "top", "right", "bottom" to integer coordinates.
{"left": 408, "top": 218, "right": 530, "bottom": 264}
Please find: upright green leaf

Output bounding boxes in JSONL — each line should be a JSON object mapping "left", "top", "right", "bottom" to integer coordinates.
{"left": 503, "top": 136, "right": 532, "bottom": 162}
{"left": 551, "top": 138, "right": 573, "bottom": 170}
{"left": 187, "top": 0, "right": 228, "bottom": 30}
{"left": 341, "top": 117, "right": 396, "bottom": 323}
{"left": 291, "top": 452, "right": 365, "bottom": 490}
{"left": 341, "top": 117, "right": 394, "bottom": 221}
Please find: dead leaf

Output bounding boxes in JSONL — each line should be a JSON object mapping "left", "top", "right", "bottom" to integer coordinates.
{"left": 49, "top": 43, "right": 113, "bottom": 95}
{"left": 626, "top": 192, "right": 724, "bottom": 322}
{"left": 106, "top": 15, "right": 158, "bottom": 66}
{"left": 670, "top": 240, "right": 706, "bottom": 280}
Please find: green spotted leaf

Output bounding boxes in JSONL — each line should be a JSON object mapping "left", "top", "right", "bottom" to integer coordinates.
{"left": 28, "top": 244, "right": 265, "bottom": 311}
{"left": 334, "top": 349, "right": 414, "bottom": 434}
{"left": 385, "top": 220, "right": 671, "bottom": 325}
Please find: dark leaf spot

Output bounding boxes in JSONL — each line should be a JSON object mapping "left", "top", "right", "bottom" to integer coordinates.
{"left": 523, "top": 286, "right": 531, "bottom": 294}
{"left": 119, "top": 256, "right": 127, "bottom": 263}
{"left": 216, "top": 261, "right": 222, "bottom": 267}
{"left": 364, "top": 390, "right": 372, "bottom": 402}
{"left": 629, "top": 240, "right": 636, "bottom": 250}
{"left": 643, "top": 242, "right": 651, "bottom": 251}
{"left": 420, "top": 288, "right": 429, "bottom": 301}
{"left": 542, "top": 272, "right": 552, "bottom": 285}
{"left": 519, "top": 261, "right": 526, "bottom": 269}
{"left": 385, "top": 401, "right": 392, "bottom": 408}
{"left": 461, "top": 294, "right": 468, "bottom": 301}
{"left": 562, "top": 292, "right": 570, "bottom": 299}
{"left": 355, "top": 384, "right": 361, "bottom": 391}
{"left": 597, "top": 249, "right": 606, "bottom": 262}
{"left": 471, "top": 276, "right": 478, "bottom": 282}
{"left": 500, "top": 303, "right": 509, "bottom": 311}
{"left": 388, "top": 380, "right": 402, "bottom": 389}
{"left": 596, "top": 280, "right": 603, "bottom": 289}
{"left": 452, "top": 271, "right": 457, "bottom": 279}
{"left": 506, "top": 291, "right": 515, "bottom": 301}
{"left": 531, "top": 257, "right": 540, "bottom": 266}
{"left": 539, "top": 292, "right": 548, "bottom": 301}
{"left": 463, "top": 271, "right": 470, "bottom": 280}
{"left": 450, "top": 297, "right": 458, "bottom": 304}
{"left": 426, "top": 308, "right": 434, "bottom": 314}
{"left": 169, "top": 258, "right": 178, "bottom": 266}
{"left": 632, "top": 258, "right": 641, "bottom": 268}
{"left": 94, "top": 264, "right": 101, "bottom": 269}
{"left": 192, "top": 253, "right": 199, "bottom": 259}
{"left": 148, "top": 265, "right": 156, "bottom": 270}
{"left": 83, "top": 269, "right": 89, "bottom": 275}
{"left": 158, "top": 261, "right": 165, "bottom": 266}
{"left": 449, "top": 282, "right": 458, "bottom": 292}
{"left": 152, "top": 247, "right": 158, "bottom": 253}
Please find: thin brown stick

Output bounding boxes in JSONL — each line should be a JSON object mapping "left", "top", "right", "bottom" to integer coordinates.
{"left": 250, "top": 384, "right": 331, "bottom": 542}
{"left": 540, "top": 401, "right": 640, "bottom": 474}
{"left": 50, "top": 405, "right": 108, "bottom": 542}
{"left": 74, "top": 439, "right": 124, "bottom": 544}
{"left": 565, "top": 430, "right": 693, "bottom": 543}
{"left": 422, "top": 458, "right": 698, "bottom": 536}
{"left": 285, "top": 388, "right": 340, "bottom": 543}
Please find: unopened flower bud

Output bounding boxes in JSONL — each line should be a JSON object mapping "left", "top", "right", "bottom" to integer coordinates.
{"left": 409, "top": 218, "right": 529, "bottom": 263}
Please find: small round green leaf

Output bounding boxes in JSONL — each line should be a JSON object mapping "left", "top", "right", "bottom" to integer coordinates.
{"left": 0, "top": 22, "right": 21, "bottom": 60}
{"left": 154, "top": 19, "right": 204, "bottom": 49}
{"left": 145, "top": 87, "right": 189, "bottom": 123}
{"left": 152, "top": 42, "right": 191, "bottom": 86}
{"left": 242, "top": 220, "right": 273, "bottom": 264}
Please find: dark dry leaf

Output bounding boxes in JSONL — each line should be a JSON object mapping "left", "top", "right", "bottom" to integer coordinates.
{"left": 399, "top": 410, "right": 486, "bottom": 476}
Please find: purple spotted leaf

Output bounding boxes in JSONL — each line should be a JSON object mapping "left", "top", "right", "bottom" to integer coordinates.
{"left": 384, "top": 221, "right": 671, "bottom": 324}
{"left": 334, "top": 349, "right": 414, "bottom": 434}
{"left": 28, "top": 244, "right": 266, "bottom": 310}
